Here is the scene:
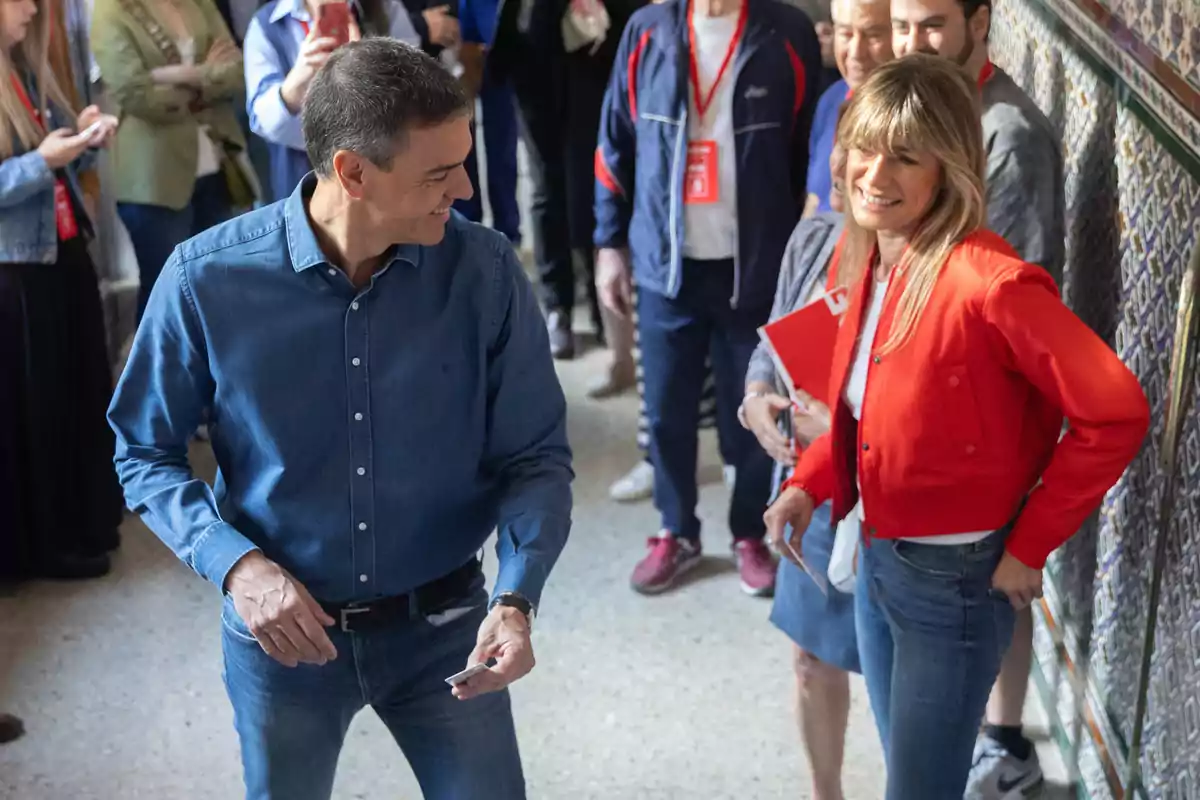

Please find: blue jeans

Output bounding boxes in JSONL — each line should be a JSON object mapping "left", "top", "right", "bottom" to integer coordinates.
{"left": 117, "top": 173, "right": 232, "bottom": 322}
{"left": 636, "top": 260, "right": 774, "bottom": 541}
{"left": 454, "top": 75, "right": 521, "bottom": 243}
{"left": 220, "top": 581, "right": 526, "bottom": 800}
{"left": 855, "top": 529, "right": 1016, "bottom": 800}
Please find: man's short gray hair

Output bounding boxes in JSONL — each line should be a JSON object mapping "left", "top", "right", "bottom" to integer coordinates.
{"left": 302, "top": 38, "right": 471, "bottom": 177}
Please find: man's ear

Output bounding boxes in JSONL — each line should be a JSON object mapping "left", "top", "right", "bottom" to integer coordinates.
{"left": 969, "top": 3, "right": 991, "bottom": 42}
{"left": 332, "top": 150, "right": 368, "bottom": 200}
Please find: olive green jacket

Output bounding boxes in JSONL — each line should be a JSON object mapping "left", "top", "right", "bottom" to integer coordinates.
{"left": 91, "top": 0, "right": 247, "bottom": 209}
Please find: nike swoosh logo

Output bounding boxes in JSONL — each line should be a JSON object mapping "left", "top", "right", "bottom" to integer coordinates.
{"left": 996, "top": 774, "right": 1028, "bottom": 793}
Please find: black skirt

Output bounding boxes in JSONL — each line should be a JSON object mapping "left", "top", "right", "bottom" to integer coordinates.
{"left": 0, "top": 236, "right": 124, "bottom": 582}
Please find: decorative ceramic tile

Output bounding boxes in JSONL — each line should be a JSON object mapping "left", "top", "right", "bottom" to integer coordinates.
{"left": 1036, "top": 0, "right": 1200, "bottom": 157}
{"left": 1096, "top": 0, "right": 1199, "bottom": 91}
{"left": 1090, "top": 106, "right": 1200, "bottom": 800}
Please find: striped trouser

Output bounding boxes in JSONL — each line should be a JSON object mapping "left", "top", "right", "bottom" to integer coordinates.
{"left": 632, "top": 287, "right": 719, "bottom": 455}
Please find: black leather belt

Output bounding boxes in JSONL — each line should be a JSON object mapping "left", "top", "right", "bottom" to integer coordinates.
{"left": 322, "top": 559, "right": 482, "bottom": 633}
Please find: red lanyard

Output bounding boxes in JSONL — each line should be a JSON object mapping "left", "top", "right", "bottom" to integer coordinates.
{"left": 977, "top": 60, "right": 994, "bottom": 87}
{"left": 298, "top": 18, "right": 310, "bottom": 35}
{"left": 9, "top": 74, "right": 46, "bottom": 132}
{"left": 687, "top": 0, "right": 748, "bottom": 121}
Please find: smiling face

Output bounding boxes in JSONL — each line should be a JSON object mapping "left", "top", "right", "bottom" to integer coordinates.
{"left": 890, "top": 0, "right": 986, "bottom": 67}
{"left": 831, "top": 0, "right": 894, "bottom": 88}
{"left": 343, "top": 113, "right": 475, "bottom": 246}
{"left": 846, "top": 144, "right": 942, "bottom": 237}
{"left": 0, "top": 0, "right": 37, "bottom": 51}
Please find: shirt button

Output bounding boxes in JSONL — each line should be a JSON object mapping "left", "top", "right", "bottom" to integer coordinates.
{"left": 327, "top": 268, "right": 336, "bottom": 276}
{"left": 871, "top": 356, "right": 881, "bottom": 365}
{"left": 966, "top": 444, "right": 976, "bottom": 455}
{"left": 358, "top": 522, "right": 367, "bottom": 530}
{"left": 351, "top": 357, "right": 361, "bottom": 367}
{"left": 354, "top": 412, "right": 363, "bottom": 421}
{"left": 862, "top": 443, "right": 870, "bottom": 452}
{"left": 359, "top": 574, "right": 368, "bottom": 583}
{"left": 351, "top": 301, "right": 360, "bottom": 311}
{"left": 356, "top": 467, "right": 366, "bottom": 476}
{"left": 949, "top": 375, "right": 961, "bottom": 388}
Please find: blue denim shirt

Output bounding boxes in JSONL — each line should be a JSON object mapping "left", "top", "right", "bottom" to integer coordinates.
{"left": 108, "top": 175, "right": 574, "bottom": 605}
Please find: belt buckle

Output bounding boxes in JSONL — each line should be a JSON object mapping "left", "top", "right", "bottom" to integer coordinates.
{"left": 339, "top": 604, "right": 371, "bottom": 633}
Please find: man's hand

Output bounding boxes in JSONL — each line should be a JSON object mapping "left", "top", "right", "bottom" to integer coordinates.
{"left": 224, "top": 551, "right": 338, "bottom": 667}
{"left": 451, "top": 605, "right": 534, "bottom": 701}
{"left": 991, "top": 551, "right": 1043, "bottom": 610}
{"left": 423, "top": 5, "right": 461, "bottom": 47}
{"left": 743, "top": 391, "right": 795, "bottom": 465}
{"left": 764, "top": 486, "right": 815, "bottom": 568}
{"left": 596, "top": 247, "right": 633, "bottom": 318}
{"left": 280, "top": 32, "right": 339, "bottom": 112}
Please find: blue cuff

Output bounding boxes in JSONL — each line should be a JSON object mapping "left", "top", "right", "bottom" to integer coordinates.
{"left": 190, "top": 521, "right": 260, "bottom": 592}
{"left": 492, "top": 552, "right": 548, "bottom": 610}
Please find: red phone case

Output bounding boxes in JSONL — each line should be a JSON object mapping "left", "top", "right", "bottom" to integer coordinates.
{"left": 317, "top": 2, "right": 351, "bottom": 46}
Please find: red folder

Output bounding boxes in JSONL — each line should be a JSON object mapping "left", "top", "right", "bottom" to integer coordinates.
{"left": 757, "top": 286, "right": 850, "bottom": 404}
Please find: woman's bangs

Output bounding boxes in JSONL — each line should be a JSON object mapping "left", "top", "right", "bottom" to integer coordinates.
{"left": 840, "top": 92, "right": 925, "bottom": 159}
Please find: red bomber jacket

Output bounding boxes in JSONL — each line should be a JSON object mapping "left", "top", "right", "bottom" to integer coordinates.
{"left": 785, "top": 229, "right": 1150, "bottom": 568}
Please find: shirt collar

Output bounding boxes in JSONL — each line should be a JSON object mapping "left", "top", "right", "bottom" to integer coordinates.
{"left": 284, "top": 173, "right": 423, "bottom": 274}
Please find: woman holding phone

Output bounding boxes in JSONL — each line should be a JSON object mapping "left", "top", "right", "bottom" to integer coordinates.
{"left": 243, "top": 0, "right": 425, "bottom": 201}
{"left": 0, "top": 0, "right": 123, "bottom": 582}
{"left": 91, "top": 0, "right": 250, "bottom": 321}
{"left": 764, "top": 54, "right": 1149, "bottom": 800}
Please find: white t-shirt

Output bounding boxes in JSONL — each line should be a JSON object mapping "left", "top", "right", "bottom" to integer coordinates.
{"left": 844, "top": 274, "right": 990, "bottom": 546}
{"left": 682, "top": 8, "right": 739, "bottom": 260}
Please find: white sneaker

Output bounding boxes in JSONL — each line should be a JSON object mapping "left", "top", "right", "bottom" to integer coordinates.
{"left": 965, "top": 736, "right": 1044, "bottom": 799}
{"left": 610, "top": 461, "right": 655, "bottom": 503}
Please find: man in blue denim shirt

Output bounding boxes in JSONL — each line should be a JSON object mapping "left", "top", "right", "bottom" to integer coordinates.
{"left": 108, "top": 40, "right": 572, "bottom": 800}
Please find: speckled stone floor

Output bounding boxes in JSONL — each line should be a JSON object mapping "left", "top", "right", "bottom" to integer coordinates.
{"left": 0, "top": 333, "right": 1072, "bottom": 798}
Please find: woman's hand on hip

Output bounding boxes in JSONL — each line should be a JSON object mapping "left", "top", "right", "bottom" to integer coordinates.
{"left": 991, "top": 551, "right": 1043, "bottom": 610}
{"left": 764, "top": 486, "right": 815, "bottom": 567}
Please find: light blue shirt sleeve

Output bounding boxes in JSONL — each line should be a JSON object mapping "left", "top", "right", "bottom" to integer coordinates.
{"left": 385, "top": 0, "right": 422, "bottom": 45}
{"left": 485, "top": 244, "right": 574, "bottom": 608}
{"left": 108, "top": 251, "right": 260, "bottom": 592}
{"left": 243, "top": 16, "right": 308, "bottom": 152}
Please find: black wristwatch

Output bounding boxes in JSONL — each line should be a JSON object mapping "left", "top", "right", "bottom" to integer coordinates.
{"left": 489, "top": 592, "right": 535, "bottom": 627}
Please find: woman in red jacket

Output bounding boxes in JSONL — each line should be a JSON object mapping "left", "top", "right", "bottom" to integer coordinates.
{"left": 764, "top": 53, "right": 1149, "bottom": 800}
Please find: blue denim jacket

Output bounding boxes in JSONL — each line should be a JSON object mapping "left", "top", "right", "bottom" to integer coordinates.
{"left": 0, "top": 86, "right": 93, "bottom": 264}
{"left": 108, "top": 175, "right": 574, "bottom": 605}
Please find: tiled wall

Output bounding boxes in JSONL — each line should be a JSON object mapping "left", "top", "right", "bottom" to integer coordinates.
{"left": 991, "top": 0, "right": 1200, "bottom": 797}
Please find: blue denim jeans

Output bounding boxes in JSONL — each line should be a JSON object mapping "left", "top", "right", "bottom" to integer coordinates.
{"left": 636, "top": 260, "right": 775, "bottom": 541}
{"left": 855, "top": 529, "right": 1016, "bottom": 800}
{"left": 117, "top": 173, "right": 233, "bottom": 322}
{"left": 220, "top": 582, "right": 526, "bottom": 800}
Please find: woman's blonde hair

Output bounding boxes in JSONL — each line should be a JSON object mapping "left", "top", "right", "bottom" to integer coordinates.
{"left": 0, "top": 0, "right": 77, "bottom": 159}
{"left": 834, "top": 53, "right": 987, "bottom": 353}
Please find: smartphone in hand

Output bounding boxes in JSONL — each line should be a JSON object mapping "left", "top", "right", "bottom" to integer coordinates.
{"left": 317, "top": 1, "right": 352, "bottom": 46}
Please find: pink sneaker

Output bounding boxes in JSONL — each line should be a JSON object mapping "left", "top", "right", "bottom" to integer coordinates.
{"left": 734, "top": 538, "right": 776, "bottom": 597}
{"left": 631, "top": 534, "right": 702, "bottom": 594}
